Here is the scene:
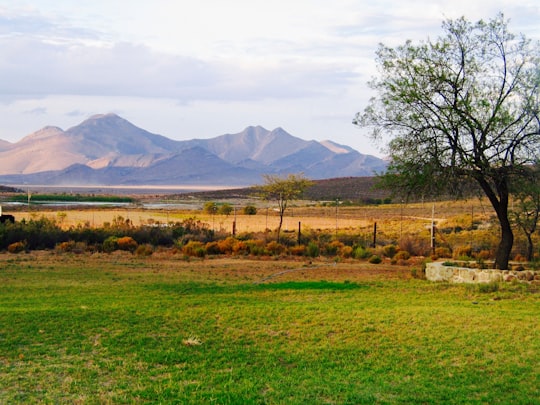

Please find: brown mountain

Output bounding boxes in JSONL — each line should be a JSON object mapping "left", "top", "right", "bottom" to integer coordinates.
{"left": 0, "top": 114, "right": 180, "bottom": 174}
{"left": 0, "top": 113, "right": 386, "bottom": 186}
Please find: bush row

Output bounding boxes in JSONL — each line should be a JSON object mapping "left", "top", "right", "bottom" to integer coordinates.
{"left": 1, "top": 214, "right": 534, "bottom": 263}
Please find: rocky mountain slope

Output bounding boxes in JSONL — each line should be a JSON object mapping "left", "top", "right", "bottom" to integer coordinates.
{"left": 0, "top": 113, "right": 386, "bottom": 186}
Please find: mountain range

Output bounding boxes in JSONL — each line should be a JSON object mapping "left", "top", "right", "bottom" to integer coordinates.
{"left": 0, "top": 113, "right": 387, "bottom": 186}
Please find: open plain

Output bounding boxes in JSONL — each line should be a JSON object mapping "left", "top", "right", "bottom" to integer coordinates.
{"left": 1, "top": 195, "right": 539, "bottom": 403}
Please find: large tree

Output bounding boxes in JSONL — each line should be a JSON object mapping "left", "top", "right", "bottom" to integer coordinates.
{"left": 257, "top": 173, "right": 313, "bottom": 242}
{"left": 354, "top": 14, "right": 540, "bottom": 269}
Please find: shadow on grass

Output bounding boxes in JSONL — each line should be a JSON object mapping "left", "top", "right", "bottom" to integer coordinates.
{"left": 144, "top": 280, "right": 368, "bottom": 294}
{"left": 256, "top": 281, "right": 368, "bottom": 291}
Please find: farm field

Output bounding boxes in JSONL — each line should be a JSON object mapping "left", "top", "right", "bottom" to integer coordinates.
{"left": 7, "top": 196, "right": 530, "bottom": 259}
{"left": 7, "top": 197, "right": 495, "bottom": 233}
{"left": 0, "top": 252, "right": 538, "bottom": 403}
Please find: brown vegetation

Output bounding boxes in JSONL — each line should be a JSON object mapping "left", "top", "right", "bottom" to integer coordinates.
{"left": 1, "top": 194, "right": 538, "bottom": 265}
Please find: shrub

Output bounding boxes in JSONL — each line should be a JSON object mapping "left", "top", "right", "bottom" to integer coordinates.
{"left": 289, "top": 245, "right": 306, "bottom": 256}
{"left": 394, "top": 250, "right": 411, "bottom": 260}
{"left": 324, "top": 240, "right": 344, "bottom": 256}
{"left": 368, "top": 255, "right": 382, "bottom": 264}
{"left": 218, "top": 204, "right": 233, "bottom": 216}
{"left": 232, "top": 240, "right": 247, "bottom": 255}
{"left": 117, "top": 236, "right": 138, "bottom": 252}
{"left": 383, "top": 244, "right": 398, "bottom": 258}
{"left": 55, "top": 240, "right": 88, "bottom": 254}
{"left": 399, "top": 235, "right": 431, "bottom": 256}
{"left": 217, "top": 237, "right": 237, "bottom": 254}
{"left": 205, "top": 241, "right": 221, "bottom": 255}
{"left": 246, "top": 239, "right": 267, "bottom": 256}
{"left": 306, "top": 242, "right": 320, "bottom": 258}
{"left": 103, "top": 236, "right": 119, "bottom": 253}
{"left": 203, "top": 202, "right": 217, "bottom": 214}
{"left": 182, "top": 241, "right": 206, "bottom": 257}
{"left": 353, "top": 246, "right": 371, "bottom": 259}
{"left": 266, "top": 241, "right": 287, "bottom": 256}
{"left": 135, "top": 244, "right": 154, "bottom": 256}
{"left": 243, "top": 205, "right": 257, "bottom": 215}
{"left": 56, "top": 240, "right": 76, "bottom": 253}
{"left": 8, "top": 241, "right": 27, "bottom": 253}
{"left": 340, "top": 245, "right": 354, "bottom": 258}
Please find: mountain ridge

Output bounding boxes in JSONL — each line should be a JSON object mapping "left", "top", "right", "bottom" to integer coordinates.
{"left": 0, "top": 113, "right": 386, "bottom": 186}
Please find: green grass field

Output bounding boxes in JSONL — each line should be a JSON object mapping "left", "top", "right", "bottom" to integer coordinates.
{"left": 0, "top": 252, "right": 538, "bottom": 404}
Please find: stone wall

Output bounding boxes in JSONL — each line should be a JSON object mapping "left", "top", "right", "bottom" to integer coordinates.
{"left": 425, "top": 261, "right": 540, "bottom": 284}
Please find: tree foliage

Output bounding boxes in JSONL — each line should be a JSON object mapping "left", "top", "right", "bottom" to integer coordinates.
{"left": 354, "top": 14, "right": 540, "bottom": 269}
{"left": 256, "top": 173, "right": 313, "bottom": 241}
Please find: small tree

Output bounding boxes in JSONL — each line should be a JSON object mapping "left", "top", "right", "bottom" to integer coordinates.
{"left": 218, "top": 203, "right": 233, "bottom": 216}
{"left": 203, "top": 201, "right": 218, "bottom": 214}
{"left": 354, "top": 14, "right": 540, "bottom": 269}
{"left": 243, "top": 205, "right": 257, "bottom": 215}
{"left": 257, "top": 173, "right": 313, "bottom": 242}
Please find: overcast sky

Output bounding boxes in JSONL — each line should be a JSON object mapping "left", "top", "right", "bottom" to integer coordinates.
{"left": 1, "top": 0, "right": 539, "bottom": 157}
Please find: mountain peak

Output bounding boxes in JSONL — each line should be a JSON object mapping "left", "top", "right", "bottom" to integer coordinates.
{"left": 20, "top": 126, "right": 65, "bottom": 143}
{"left": 74, "top": 113, "right": 130, "bottom": 129}
{"left": 0, "top": 114, "right": 387, "bottom": 182}
{"left": 87, "top": 113, "right": 122, "bottom": 120}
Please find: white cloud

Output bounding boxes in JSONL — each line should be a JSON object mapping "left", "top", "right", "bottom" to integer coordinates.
{"left": 0, "top": 0, "right": 539, "bottom": 158}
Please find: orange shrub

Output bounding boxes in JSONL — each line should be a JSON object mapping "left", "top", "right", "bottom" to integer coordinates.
{"left": 232, "top": 240, "right": 248, "bottom": 255}
{"left": 117, "top": 236, "right": 138, "bottom": 252}
{"left": 8, "top": 241, "right": 26, "bottom": 254}
{"left": 217, "top": 237, "right": 236, "bottom": 254}
{"left": 394, "top": 250, "right": 411, "bottom": 260}
{"left": 289, "top": 245, "right": 306, "bottom": 256}
{"left": 55, "top": 241, "right": 87, "bottom": 254}
{"left": 266, "top": 241, "right": 287, "bottom": 256}
{"left": 205, "top": 241, "right": 221, "bottom": 255}
{"left": 340, "top": 245, "right": 353, "bottom": 258}
{"left": 56, "top": 241, "right": 76, "bottom": 253}
{"left": 324, "top": 240, "right": 344, "bottom": 256}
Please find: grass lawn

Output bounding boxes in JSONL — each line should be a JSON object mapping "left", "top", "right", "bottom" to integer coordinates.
{"left": 0, "top": 252, "right": 538, "bottom": 404}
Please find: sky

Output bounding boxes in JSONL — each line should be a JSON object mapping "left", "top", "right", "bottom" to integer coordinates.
{"left": 1, "top": 0, "right": 539, "bottom": 157}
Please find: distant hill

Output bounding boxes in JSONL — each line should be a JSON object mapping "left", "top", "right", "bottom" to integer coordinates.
{"left": 0, "top": 113, "right": 387, "bottom": 186}
{"left": 178, "top": 176, "right": 390, "bottom": 203}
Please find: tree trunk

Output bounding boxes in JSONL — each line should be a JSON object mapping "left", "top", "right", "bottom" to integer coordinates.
{"left": 277, "top": 213, "right": 283, "bottom": 243}
{"left": 494, "top": 215, "right": 513, "bottom": 270}
{"left": 477, "top": 175, "right": 513, "bottom": 270}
